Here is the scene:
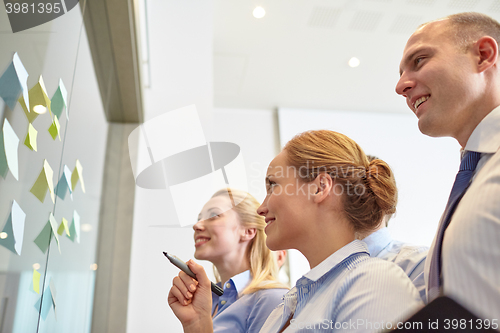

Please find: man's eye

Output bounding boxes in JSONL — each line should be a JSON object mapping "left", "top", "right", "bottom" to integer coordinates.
{"left": 415, "top": 57, "right": 424, "bottom": 65}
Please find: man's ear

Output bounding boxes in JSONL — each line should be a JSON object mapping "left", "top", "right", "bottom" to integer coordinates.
{"left": 312, "top": 173, "right": 333, "bottom": 204}
{"left": 474, "top": 36, "right": 498, "bottom": 72}
{"left": 241, "top": 228, "right": 257, "bottom": 242}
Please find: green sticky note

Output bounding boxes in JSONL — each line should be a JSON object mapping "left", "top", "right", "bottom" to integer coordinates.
{"left": 57, "top": 217, "right": 70, "bottom": 236}
{"left": 67, "top": 210, "right": 80, "bottom": 243}
{"left": 33, "top": 269, "right": 41, "bottom": 294}
{"left": 30, "top": 159, "right": 55, "bottom": 203}
{"left": 51, "top": 79, "right": 67, "bottom": 120}
{"left": 24, "top": 123, "right": 38, "bottom": 151}
{"left": 48, "top": 116, "right": 60, "bottom": 141}
{"left": 48, "top": 213, "right": 60, "bottom": 253}
{"left": 34, "top": 221, "right": 52, "bottom": 254}
{"left": 71, "top": 159, "right": 85, "bottom": 193}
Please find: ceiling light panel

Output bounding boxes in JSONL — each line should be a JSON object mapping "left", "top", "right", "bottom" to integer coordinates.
{"left": 448, "top": 0, "right": 479, "bottom": 9}
{"left": 389, "top": 14, "right": 424, "bottom": 34}
{"left": 307, "top": 7, "right": 342, "bottom": 29}
{"left": 406, "top": 0, "right": 436, "bottom": 5}
{"left": 349, "top": 10, "right": 384, "bottom": 31}
{"left": 489, "top": 0, "right": 500, "bottom": 12}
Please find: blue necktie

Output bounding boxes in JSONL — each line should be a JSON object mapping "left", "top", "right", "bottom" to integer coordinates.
{"left": 428, "top": 151, "right": 482, "bottom": 301}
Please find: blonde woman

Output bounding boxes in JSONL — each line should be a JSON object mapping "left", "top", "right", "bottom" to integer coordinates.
{"left": 168, "top": 189, "right": 288, "bottom": 333}
{"left": 170, "top": 131, "right": 423, "bottom": 332}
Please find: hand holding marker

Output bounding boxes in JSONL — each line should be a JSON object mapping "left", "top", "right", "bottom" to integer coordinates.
{"left": 164, "top": 252, "right": 224, "bottom": 296}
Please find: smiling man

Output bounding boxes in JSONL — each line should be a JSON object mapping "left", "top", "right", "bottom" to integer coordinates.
{"left": 396, "top": 12, "right": 500, "bottom": 322}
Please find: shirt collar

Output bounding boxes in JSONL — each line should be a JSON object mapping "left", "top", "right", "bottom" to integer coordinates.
{"left": 465, "top": 105, "right": 500, "bottom": 153}
{"left": 303, "top": 240, "right": 369, "bottom": 282}
{"left": 361, "top": 227, "right": 392, "bottom": 257}
{"left": 225, "top": 270, "right": 251, "bottom": 294}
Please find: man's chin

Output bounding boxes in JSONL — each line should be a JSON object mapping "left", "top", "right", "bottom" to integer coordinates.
{"left": 418, "top": 118, "right": 442, "bottom": 137}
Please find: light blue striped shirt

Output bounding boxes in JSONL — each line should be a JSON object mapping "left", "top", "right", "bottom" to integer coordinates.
{"left": 363, "top": 228, "right": 428, "bottom": 303}
{"left": 260, "top": 240, "right": 423, "bottom": 332}
{"left": 212, "top": 270, "right": 288, "bottom": 333}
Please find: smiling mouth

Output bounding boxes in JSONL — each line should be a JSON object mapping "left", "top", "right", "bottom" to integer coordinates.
{"left": 414, "top": 95, "right": 430, "bottom": 111}
{"left": 195, "top": 237, "right": 210, "bottom": 247}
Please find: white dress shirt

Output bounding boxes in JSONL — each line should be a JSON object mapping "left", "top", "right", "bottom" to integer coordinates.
{"left": 260, "top": 240, "right": 423, "bottom": 333}
{"left": 424, "top": 105, "right": 500, "bottom": 320}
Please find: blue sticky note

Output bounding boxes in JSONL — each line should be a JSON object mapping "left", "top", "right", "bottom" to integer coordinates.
{"left": 34, "top": 281, "right": 53, "bottom": 321}
{"left": 0, "top": 53, "right": 29, "bottom": 111}
{"left": 55, "top": 165, "right": 73, "bottom": 200}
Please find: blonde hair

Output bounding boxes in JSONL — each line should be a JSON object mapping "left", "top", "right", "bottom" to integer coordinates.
{"left": 284, "top": 130, "right": 397, "bottom": 234}
{"left": 211, "top": 188, "right": 288, "bottom": 295}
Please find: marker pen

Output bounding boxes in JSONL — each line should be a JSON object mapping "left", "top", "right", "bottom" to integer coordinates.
{"left": 163, "top": 252, "right": 224, "bottom": 296}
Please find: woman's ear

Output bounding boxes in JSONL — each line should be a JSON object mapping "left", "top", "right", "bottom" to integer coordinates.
{"left": 240, "top": 227, "right": 257, "bottom": 242}
{"left": 312, "top": 173, "right": 333, "bottom": 203}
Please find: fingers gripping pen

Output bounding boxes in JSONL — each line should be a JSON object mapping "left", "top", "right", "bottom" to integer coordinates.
{"left": 164, "top": 252, "right": 224, "bottom": 296}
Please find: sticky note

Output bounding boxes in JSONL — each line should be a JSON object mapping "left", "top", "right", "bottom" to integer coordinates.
{"left": 34, "top": 221, "right": 51, "bottom": 254}
{"left": 1, "top": 119, "right": 20, "bottom": 180}
{"left": 0, "top": 127, "right": 7, "bottom": 178}
{"left": 0, "top": 52, "right": 29, "bottom": 111}
{"left": 67, "top": 210, "right": 80, "bottom": 243}
{"left": 20, "top": 95, "right": 38, "bottom": 123}
{"left": 33, "top": 269, "right": 41, "bottom": 294}
{"left": 71, "top": 159, "right": 85, "bottom": 193}
{"left": 24, "top": 123, "right": 38, "bottom": 151}
{"left": 51, "top": 79, "right": 67, "bottom": 120}
{"left": 48, "top": 116, "right": 60, "bottom": 141}
{"left": 55, "top": 165, "right": 73, "bottom": 200}
{"left": 30, "top": 159, "right": 55, "bottom": 203}
{"left": 48, "top": 213, "right": 60, "bottom": 253}
{"left": 0, "top": 200, "right": 26, "bottom": 255}
{"left": 34, "top": 279, "right": 54, "bottom": 320}
{"left": 57, "top": 217, "right": 70, "bottom": 237}
{"left": 28, "top": 76, "right": 51, "bottom": 115}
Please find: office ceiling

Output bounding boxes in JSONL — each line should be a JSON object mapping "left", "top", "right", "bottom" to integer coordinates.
{"left": 212, "top": 0, "right": 500, "bottom": 113}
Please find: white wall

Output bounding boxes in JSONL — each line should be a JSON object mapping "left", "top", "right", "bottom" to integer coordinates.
{"left": 127, "top": 1, "right": 215, "bottom": 332}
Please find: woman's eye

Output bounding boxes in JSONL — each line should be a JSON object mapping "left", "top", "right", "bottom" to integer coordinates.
{"left": 209, "top": 212, "right": 220, "bottom": 219}
{"left": 267, "top": 181, "right": 277, "bottom": 192}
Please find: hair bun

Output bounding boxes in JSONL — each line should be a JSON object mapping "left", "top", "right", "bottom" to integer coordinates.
{"left": 367, "top": 159, "right": 397, "bottom": 216}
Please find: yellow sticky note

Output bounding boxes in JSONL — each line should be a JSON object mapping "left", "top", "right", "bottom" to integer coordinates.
{"left": 30, "top": 159, "right": 55, "bottom": 203}
{"left": 71, "top": 159, "right": 85, "bottom": 193}
{"left": 57, "top": 217, "right": 70, "bottom": 236}
{"left": 29, "top": 76, "right": 51, "bottom": 115}
{"left": 33, "top": 269, "right": 41, "bottom": 294}
{"left": 19, "top": 95, "right": 38, "bottom": 123}
{"left": 48, "top": 116, "right": 60, "bottom": 141}
{"left": 24, "top": 123, "right": 38, "bottom": 151}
